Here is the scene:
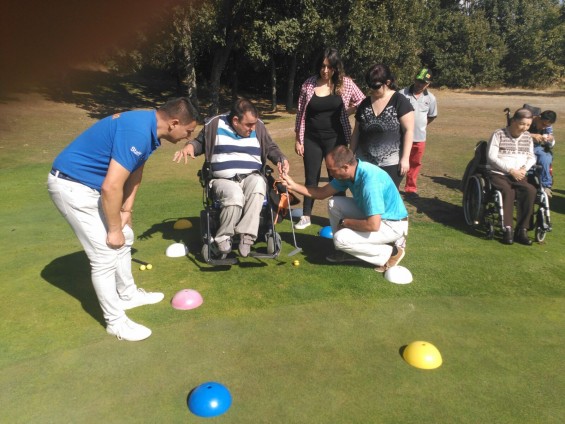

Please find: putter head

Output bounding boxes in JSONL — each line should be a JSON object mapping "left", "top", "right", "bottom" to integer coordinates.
{"left": 288, "top": 247, "right": 302, "bottom": 257}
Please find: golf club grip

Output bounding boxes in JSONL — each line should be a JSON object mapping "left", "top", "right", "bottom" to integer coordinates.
{"left": 275, "top": 182, "right": 287, "bottom": 193}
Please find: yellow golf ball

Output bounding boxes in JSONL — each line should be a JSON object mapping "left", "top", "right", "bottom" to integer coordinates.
{"left": 146, "top": 264, "right": 153, "bottom": 270}
{"left": 139, "top": 264, "right": 146, "bottom": 271}
{"left": 292, "top": 260, "right": 300, "bottom": 267}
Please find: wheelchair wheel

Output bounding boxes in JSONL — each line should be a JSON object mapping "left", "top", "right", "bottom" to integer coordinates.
{"left": 463, "top": 175, "right": 485, "bottom": 226}
{"left": 266, "top": 232, "right": 282, "bottom": 255}
{"left": 535, "top": 227, "right": 546, "bottom": 243}
{"left": 486, "top": 223, "right": 495, "bottom": 240}
{"left": 201, "top": 244, "right": 227, "bottom": 263}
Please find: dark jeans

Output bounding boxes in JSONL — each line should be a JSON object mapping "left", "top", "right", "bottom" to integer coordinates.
{"left": 302, "top": 131, "right": 344, "bottom": 216}
{"left": 380, "top": 164, "right": 404, "bottom": 189}
{"left": 490, "top": 173, "right": 536, "bottom": 229}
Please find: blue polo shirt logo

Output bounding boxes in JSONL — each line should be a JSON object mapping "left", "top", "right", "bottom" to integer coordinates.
{"left": 130, "top": 146, "right": 142, "bottom": 156}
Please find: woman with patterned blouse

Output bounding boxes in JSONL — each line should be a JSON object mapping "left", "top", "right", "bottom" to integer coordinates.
{"left": 350, "top": 63, "right": 414, "bottom": 188}
{"left": 294, "top": 47, "right": 365, "bottom": 229}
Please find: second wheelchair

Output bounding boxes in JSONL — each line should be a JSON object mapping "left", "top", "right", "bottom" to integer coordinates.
{"left": 462, "top": 141, "right": 551, "bottom": 243}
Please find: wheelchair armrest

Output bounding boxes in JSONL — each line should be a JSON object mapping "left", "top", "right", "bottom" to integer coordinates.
{"left": 199, "top": 163, "right": 212, "bottom": 187}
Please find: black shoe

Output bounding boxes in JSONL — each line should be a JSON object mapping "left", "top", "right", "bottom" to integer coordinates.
{"left": 502, "top": 228, "right": 513, "bottom": 245}
{"left": 514, "top": 228, "right": 532, "bottom": 246}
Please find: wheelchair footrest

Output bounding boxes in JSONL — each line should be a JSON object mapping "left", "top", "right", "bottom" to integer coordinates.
{"left": 249, "top": 252, "right": 279, "bottom": 259}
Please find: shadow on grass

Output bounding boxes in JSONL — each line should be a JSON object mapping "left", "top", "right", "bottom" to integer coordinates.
{"left": 399, "top": 344, "right": 407, "bottom": 359}
{"left": 40, "top": 67, "right": 289, "bottom": 124}
{"left": 548, "top": 189, "right": 564, "bottom": 215}
{"left": 41, "top": 68, "right": 178, "bottom": 120}
{"left": 277, "top": 229, "right": 337, "bottom": 265}
{"left": 41, "top": 251, "right": 105, "bottom": 327}
{"left": 406, "top": 196, "right": 467, "bottom": 230}
{"left": 423, "top": 172, "right": 462, "bottom": 191}
{"left": 138, "top": 216, "right": 203, "bottom": 253}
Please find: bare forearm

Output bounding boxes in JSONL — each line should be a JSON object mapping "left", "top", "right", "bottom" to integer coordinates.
{"left": 290, "top": 183, "right": 328, "bottom": 200}
{"left": 101, "top": 184, "right": 124, "bottom": 232}
{"left": 122, "top": 167, "right": 143, "bottom": 211}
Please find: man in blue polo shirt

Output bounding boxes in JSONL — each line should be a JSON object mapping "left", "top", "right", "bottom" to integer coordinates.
{"left": 48, "top": 97, "right": 198, "bottom": 341}
{"left": 281, "top": 145, "right": 408, "bottom": 272}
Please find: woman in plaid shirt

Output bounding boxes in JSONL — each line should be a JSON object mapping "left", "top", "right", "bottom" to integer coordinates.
{"left": 294, "top": 47, "right": 365, "bottom": 230}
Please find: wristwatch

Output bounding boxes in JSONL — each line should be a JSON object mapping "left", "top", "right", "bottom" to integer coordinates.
{"left": 339, "top": 218, "right": 345, "bottom": 228}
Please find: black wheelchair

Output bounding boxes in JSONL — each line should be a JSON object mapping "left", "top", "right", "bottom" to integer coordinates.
{"left": 462, "top": 141, "right": 552, "bottom": 242}
{"left": 197, "top": 163, "right": 282, "bottom": 265}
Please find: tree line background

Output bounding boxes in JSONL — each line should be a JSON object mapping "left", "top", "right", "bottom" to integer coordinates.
{"left": 99, "top": 0, "right": 564, "bottom": 114}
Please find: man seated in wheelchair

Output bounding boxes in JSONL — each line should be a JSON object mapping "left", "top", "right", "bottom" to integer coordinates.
{"left": 487, "top": 108, "right": 537, "bottom": 245}
{"left": 528, "top": 109, "right": 557, "bottom": 198}
{"left": 173, "top": 98, "right": 289, "bottom": 257}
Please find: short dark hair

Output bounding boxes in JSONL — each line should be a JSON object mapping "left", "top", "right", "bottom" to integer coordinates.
{"left": 540, "top": 110, "right": 557, "bottom": 123}
{"left": 365, "top": 63, "right": 397, "bottom": 90}
{"left": 158, "top": 97, "right": 198, "bottom": 124}
{"left": 511, "top": 108, "right": 533, "bottom": 121}
{"left": 330, "top": 145, "right": 356, "bottom": 168}
{"left": 228, "top": 98, "right": 258, "bottom": 123}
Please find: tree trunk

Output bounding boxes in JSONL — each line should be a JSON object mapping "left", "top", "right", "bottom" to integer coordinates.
{"left": 231, "top": 53, "right": 239, "bottom": 101}
{"left": 270, "top": 55, "right": 277, "bottom": 112}
{"left": 210, "top": 45, "right": 232, "bottom": 116}
{"left": 285, "top": 52, "right": 297, "bottom": 112}
{"left": 209, "top": 0, "right": 238, "bottom": 115}
{"left": 184, "top": 46, "right": 199, "bottom": 112}
{"left": 174, "top": 10, "right": 200, "bottom": 114}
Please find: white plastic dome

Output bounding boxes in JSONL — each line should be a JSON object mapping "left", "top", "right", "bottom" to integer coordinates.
{"left": 165, "top": 242, "right": 188, "bottom": 258}
{"left": 384, "top": 265, "right": 413, "bottom": 284}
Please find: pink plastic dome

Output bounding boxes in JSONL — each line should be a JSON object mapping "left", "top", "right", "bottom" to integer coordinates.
{"left": 171, "top": 289, "right": 203, "bottom": 310}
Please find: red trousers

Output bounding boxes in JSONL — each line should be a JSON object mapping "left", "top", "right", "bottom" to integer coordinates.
{"left": 404, "top": 142, "right": 426, "bottom": 194}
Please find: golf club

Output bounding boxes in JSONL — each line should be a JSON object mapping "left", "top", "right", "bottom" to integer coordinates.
{"left": 277, "top": 174, "right": 302, "bottom": 257}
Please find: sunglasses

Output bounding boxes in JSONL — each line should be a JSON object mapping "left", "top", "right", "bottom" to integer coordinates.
{"left": 369, "top": 82, "right": 385, "bottom": 90}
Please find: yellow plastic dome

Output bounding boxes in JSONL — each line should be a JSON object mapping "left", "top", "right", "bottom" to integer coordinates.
{"left": 403, "top": 341, "right": 442, "bottom": 369}
{"left": 173, "top": 218, "right": 192, "bottom": 230}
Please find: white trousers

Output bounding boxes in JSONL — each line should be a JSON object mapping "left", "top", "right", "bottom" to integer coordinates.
{"left": 47, "top": 173, "right": 138, "bottom": 326}
{"left": 210, "top": 173, "right": 266, "bottom": 243}
{"left": 328, "top": 196, "right": 408, "bottom": 266}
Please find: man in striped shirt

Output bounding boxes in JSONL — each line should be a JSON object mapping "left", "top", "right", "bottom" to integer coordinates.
{"left": 174, "top": 98, "right": 289, "bottom": 257}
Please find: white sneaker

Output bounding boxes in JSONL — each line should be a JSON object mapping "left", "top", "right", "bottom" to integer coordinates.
{"left": 121, "top": 288, "right": 165, "bottom": 310}
{"left": 106, "top": 318, "right": 152, "bottom": 341}
{"left": 294, "top": 216, "right": 311, "bottom": 230}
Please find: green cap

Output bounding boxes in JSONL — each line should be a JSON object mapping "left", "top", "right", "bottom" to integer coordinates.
{"left": 416, "top": 68, "right": 432, "bottom": 83}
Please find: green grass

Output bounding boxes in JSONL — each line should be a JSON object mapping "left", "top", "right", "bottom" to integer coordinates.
{"left": 0, "top": 86, "right": 564, "bottom": 423}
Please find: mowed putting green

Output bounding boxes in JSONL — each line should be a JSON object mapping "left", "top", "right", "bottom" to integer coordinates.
{"left": 2, "top": 298, "right": 563, "bottom": 423}
{"left": 1, "top": 80, "right": 564, "bottom": 423}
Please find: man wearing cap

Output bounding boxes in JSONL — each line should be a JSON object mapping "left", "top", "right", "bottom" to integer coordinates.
{"left": 400, "top": 68, "right": 438, "bottom": 199}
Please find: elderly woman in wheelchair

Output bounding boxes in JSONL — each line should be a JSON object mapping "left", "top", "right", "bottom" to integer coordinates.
{"left": 485, "top": 108, "right": 538, "bottom": 245}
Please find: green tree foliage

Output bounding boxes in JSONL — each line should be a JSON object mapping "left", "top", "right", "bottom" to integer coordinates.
{"left": 101, "top": 0, "right": 564, "bottom": 111}
{"left": 337, "top": 0, "right": 427, "bottom": 88}
{"left": 478, "top": 0, "right": 565, "bottom": 86}
{"left": 425, "top": 8, "right": 506, "bottom": 87}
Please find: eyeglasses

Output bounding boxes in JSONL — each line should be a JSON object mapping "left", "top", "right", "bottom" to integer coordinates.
{"left": 368, "top": 82, "right": 384, "bottom": 90}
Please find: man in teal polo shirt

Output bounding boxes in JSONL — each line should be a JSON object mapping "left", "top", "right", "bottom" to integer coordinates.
{"left": 281, "top": 145, "right": 408, "bottom": 272}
